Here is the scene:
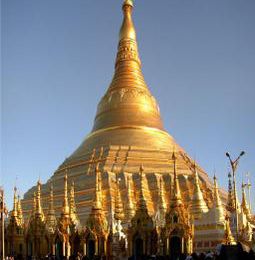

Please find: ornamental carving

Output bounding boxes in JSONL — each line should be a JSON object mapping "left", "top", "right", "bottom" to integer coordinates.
{"left": 116, "top": 39, "right": 140, "bottom": 65}
{"left": 96, "top": 87, "right": 160, "bottom": 115}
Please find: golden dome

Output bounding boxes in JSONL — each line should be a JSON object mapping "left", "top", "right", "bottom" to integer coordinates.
{"left": 67, "top": 0, "right": 177, "bottom": 164}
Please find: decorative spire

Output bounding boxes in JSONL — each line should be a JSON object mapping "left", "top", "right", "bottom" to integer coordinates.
{"left": 93, "top": 163, "right": 103, "bottom": 210}
{"left": 49, "top": 183, "right": 54, "bottom": 212}
{"left": 114, "top": 176, "right": 124, "bottom": 221}
{"left": 158, "top": 176, "right": 166, "bottom": 211}
{"left": 125, "top": 174, "right": 135, "bottom": 220}
{"left": 46, "top": 183, "right": 57, "bottom": 233}
{"left": 11, "top": 186, "right": 18, "bottom": 218}
{"left": 171, "top": 152, "right": 182, "bottom": 206}
{"left": 189, "top": 162, "right": 208, "bottom": 219}
{"left": 155, "top": 175, "right": 166, "bottom": 227}
{"left": 92, "top": 0, "right": 163, "bottom": 132}
{"left": 17, "top": 195, "right": 24, "bottom": 225}
{"left": 35, "top": 180, "right": 44, "bottom": 219}
{"left": 119, "top": 0, "right": 136, "bottom": 41}
{"left": 116, "top": 0, "right": 140, "bottom": 69}
{"left": 32, "top": 191, "right": 36, "bottom": 216}
{"left": 241, "top": 182, "right": 251, "bottom": 217}
{"left": 245, "top": 172, "right": 252, "bottom": 212}
{"left": 137, "top": 165, "right": 147, "bottom": 210}
{"left": 47, "top": 183, "right": 56, "bottom": 219}
{"left": 69, "top": 181, "right": 79, "bottom": 224}
{"left": 227, "top": 172, "right": 234, "bottom": 212}
{"left": 62, "top": 172, "right": 70, "bottom": 216}
{"left": 86, "top": 164, "right": 108, "bottom": 235}
{"left": 224, "top": 215, "right": 235, "bottom": 245}
{"left": 213, "top": 175, "right": 223, "bottom": 208}
{"left": 211, "top": 174, "right": 225, "bottom": 223}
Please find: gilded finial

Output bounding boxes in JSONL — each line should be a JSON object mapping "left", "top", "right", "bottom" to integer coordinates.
{"left": 123, "top": 0, "right": 134, "bottom": 7}
{"left": 62, "top": 171, "right": 70, "bottom": 216}
{"left": 93, "top": 163, "right": 102, "bottom": 210}
{"left": 212, "top": 174, "right": 223, "bottom": 210}
{"left": 241, "top": 181, "right": 250, "bottom": 217}
{"left": 69, "top": 181, "right": 78, "bottom": 224}
{"left": 17, "top": 195, "right": 24, "bottom": 225}
{"left": 189, "top": 161, "right": 208, "bottom": 218}
{"left": 119, "top": 0, "right": 136, "bottom": 42}
{"left": 11, "top": 186, "right": 18, "bottom": 217}
{"left": 158, "top": 176, "right": 166, "bottom": 211}
{"left": 171, "top": 152, "right": 182, "bottom": 205}
{"left": 193, "top": 162, "right": 200, "bottom": 186}
{"left": 32, "top": 192, "right": 36, "bottom": 215}
{"left": 138, "top": 165, "right": 147, "bottom": 210}
{"left": 114, "top": 176, "right": 124, "bottom": 221}
{"left": 35, "top": 179, "right": 44, "bottom": 219}
{"left": 49, "top": 182, "right": 54, "bottom": 211}
{"left": 126, "top": 174, "right": 135, "bottom": 220}
{"left": 45, "top": 182, "right": 57, "bottom": 234}
{"left": 224, "top": 215, "right": 235, "bottom": 245}
{"left": 245, "top": 172, "right": 252, "bottom": 212}
{"left": 227, "top": 172, "right": 234, "bottom": 211}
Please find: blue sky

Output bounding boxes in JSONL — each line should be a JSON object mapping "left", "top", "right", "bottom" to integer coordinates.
{"left": 2, "top": 0, "right": 255, "bottom": 211}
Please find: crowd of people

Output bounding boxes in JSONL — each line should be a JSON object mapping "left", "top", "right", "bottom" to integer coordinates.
{"left": 3, "top": 244, "right": 255, "bottom": 260}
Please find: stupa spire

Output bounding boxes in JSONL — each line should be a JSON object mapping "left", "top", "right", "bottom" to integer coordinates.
{"left": 211, "top": 174, "right": 225, "bottom": 222}
{"left": 155, "top": 175, "right": 167, "bottom": 227}
{"left": 116, "top": 0, "right": 140, "bottom": 68}
{"left": 226, "top": 172, "right": 234, "bottom": 212}
{"left": 189, "top": 162, "right": 208, "bottom": 219}
{"left": 171, "top": 151, "right": 182, "bottom": 206}
{"left": 114, "top": 176, "right": 124, "bottom": 221}
{"left": 11, "top": 186, "right": 18, "bottom": 218}
{"left": 46, "top": 183, "right": 57, "bottom": 233}
{"left": 93, "top": 163, "right": 103, "bottom": 210}
{"left": 125, "top": 174, "right": 135, "bottom": 220}
{"left": 92, "top": 0, "right": 163, "bottom": 132}
{"left": 241, "top": 182, "right": 251, "bottom": 217}
{"left": 35, "top": 180, "right": 44, "bottom": 219}
{"left": 224, "top": 215, "right": 235, "bottom": 245}
{"left": 32, "top": 192, "right": 36, "bottom": 216}
{"left": 137, "top": 165, "right": 147, "bottom": 210}
{"left": 69, "top": 181, "right": 79, "bottom": 224}
{"left": 158, "top": 176, "right": 167, "bottom": 211}
{"left": 62, "top": 172, "right": 70, "bottom": 216}
{"left": 49, "top": 183, "right": 54, "bottom": 212}
{"left": 213, "top": 175, "right": 223, "bottom": 208}
{"left": 119, "top": 0, "right": 136, "bottom": 41}
{"left": 47, "top": 183, "right": 56, "bottom": 219}
{"left": 17, "top": 195, "right": 24, "bottom": 225}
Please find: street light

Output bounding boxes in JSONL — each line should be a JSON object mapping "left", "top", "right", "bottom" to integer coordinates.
{"left": 225, "top": 151, "right": 245, "bottom": 241}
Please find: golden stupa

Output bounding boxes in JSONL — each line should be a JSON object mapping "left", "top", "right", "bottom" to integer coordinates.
{"left": 22, "top": 0, "right": 226, "bottom": 224}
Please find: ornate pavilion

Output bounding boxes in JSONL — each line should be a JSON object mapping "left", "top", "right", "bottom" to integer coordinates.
{"left": 4, "top": 0, "right": 255, "bottom": 259}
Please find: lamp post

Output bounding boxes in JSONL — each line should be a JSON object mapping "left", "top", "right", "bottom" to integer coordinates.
{"left": 226, "top": 151, "right": 245, "bottom": 241}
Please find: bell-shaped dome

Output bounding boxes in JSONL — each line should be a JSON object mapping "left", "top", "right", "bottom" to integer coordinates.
{"left": 68, "top": 0, "right": 174, "bottom": 162}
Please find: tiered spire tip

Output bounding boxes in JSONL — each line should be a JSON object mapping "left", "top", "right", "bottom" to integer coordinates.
{"left": 120, "top": 0, "right": 136, "bottom": 41}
